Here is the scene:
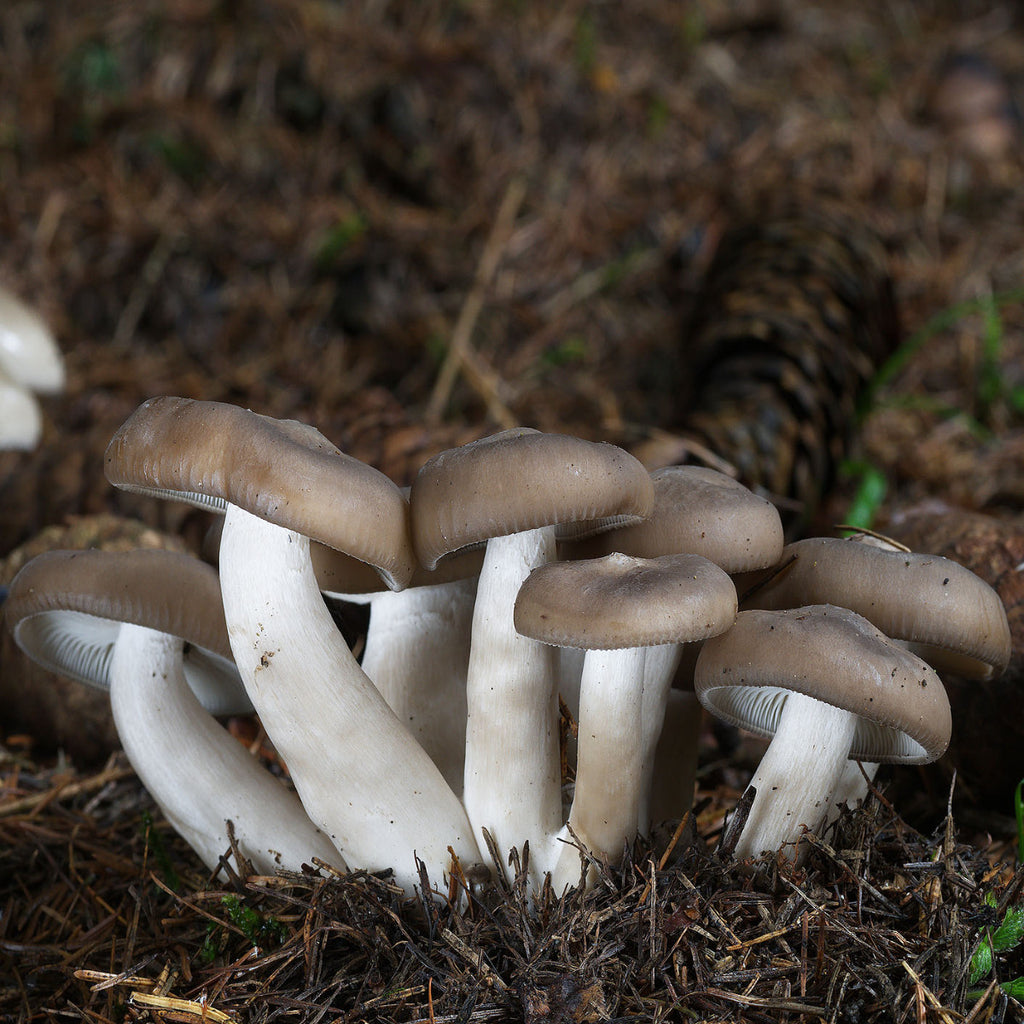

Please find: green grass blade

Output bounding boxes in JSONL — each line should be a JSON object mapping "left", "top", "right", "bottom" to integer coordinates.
{"left": 861, "top": 287, "right": 1024, "bottom": 415}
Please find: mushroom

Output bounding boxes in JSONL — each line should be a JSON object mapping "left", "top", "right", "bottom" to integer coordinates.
{"left": 0, "top": 286, "right": 64, "bottom": 395}
{"left": 312, "top": 542, "right": 483, "bottom": 793}
{"left": 739, "top": 535, "right": 1012, "bottom": 680}
{"left": 105, "top": 396, "right": 483, "bottom": 893}
{"left": 738, "top": 534, "right": 1011, "bottom": 807}
{"left": 694, "top": 605, "right": 951, "bottom": 861}
{"left": 564, "top": 465, "right": 785, "bottom": 823}
{"left": 410, "top": 428, "right": 654, "bottom": 878}
{"left": 0, "top": 372, "right": 45, "bottom": 452}
{"left": 4, "top": 548, "right": 338, "bottom": 875}
{"left": 515, "top": 551, "right": 737, "bottom": 888}
{"left": 569, "top": 465, "right": 784, "bottom": 573}
{"left": 0, "top": 287, "right": 63, "bottom": 452}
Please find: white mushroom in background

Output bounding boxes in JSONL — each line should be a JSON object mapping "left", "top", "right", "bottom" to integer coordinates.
{"left": 0, "top": 286, "right": 64, "bottom": 451}
{"left": 311, "top": 541, "right": 483, "bottom": 795}
{"left": 566, "top": 464, "right": 785, "bottom": 824}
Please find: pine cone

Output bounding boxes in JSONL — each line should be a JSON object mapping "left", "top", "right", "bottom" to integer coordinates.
{"left": 676, "top": 208, "right": 899, "bottom": 534}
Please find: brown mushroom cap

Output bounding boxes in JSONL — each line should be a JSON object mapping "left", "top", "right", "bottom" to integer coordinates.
{"left": 410, "top": 428, "right": 655, "bottom": 569}
{"left": 514, "top": 551, "right": 737, "bottom": 650}
{"left": 695, "top": 604, "right": 952, "bottom": 764}
{"left": 568, "top": 466, "right": 784, "bottom": 573}
{"left": 5, "top": 548, "right": 248, "bottom": 714}
{"left": 105, "top": 396, "right": 416, "bottom": 590}
{"left": 311, "top": 541, "right": 485, "bottom": 596}
{"left": 739, "top": 536, "right": 1012, "bottom": 680}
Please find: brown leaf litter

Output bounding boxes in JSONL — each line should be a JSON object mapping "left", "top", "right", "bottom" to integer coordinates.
{"left": 3, "top": 746, "right": 1022, "bottom": 1023}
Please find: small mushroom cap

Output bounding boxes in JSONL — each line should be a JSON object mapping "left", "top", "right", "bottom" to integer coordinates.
{"left": 410, "top": 428, "right": 655, "bottom": 569}
{"left": 0, "top": 287, "right": 64, "bottom": 394}
{"left": 568, "top": 466, "right": 784, "bottom": 573}
{"left": 4, "top": 548, "right": 250, "bottom": 715}
{"left": 740, "top": 536, "right": 1012, "bottom": 680}
{"left": 694, "top": 604, "right": 952, "bottom": 764}
{"left": 514, "top": 551, "right": 737, "bottom": 650}
{"left": 105, "top": 396, "right": 415, "bottom": 590}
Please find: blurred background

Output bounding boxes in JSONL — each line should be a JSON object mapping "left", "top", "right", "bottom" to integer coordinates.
{"left": 0, "top": 0, "right": 1021, "bottom": 547}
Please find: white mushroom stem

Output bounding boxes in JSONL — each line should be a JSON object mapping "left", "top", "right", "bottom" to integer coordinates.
{"left": 345, "top": 578, "right": 475, "bottom": 794}
{"left": 549, "top": 646, "right": 646, "bottom": 892}
{"left": 219, "top": 504, "right": 483, "bottom": 894}
{"left": 558, "top": 647, "right": 586, "bottom": 717}
{"left": 463, "top": 528, "right": 562, "bottom": 881}
{"left": 635, "top": 641, "right": 684, "bottom": 832}
{"left": 0, "top": 287, "right": 64, "bottom": 394}
{"left": 647, "top": 688, "right": 704, "bottom": 826}
{"left": 828, "top": 759, "right": 879, "bottom": 817}
{"left": 109, "top": 621, "right": 340, "bottom": 875}
{"left": 0, "top": 373, "right": 43, "bottom": 451}
{"left": 732, "top": 690, "right": 858, "bottom": 861}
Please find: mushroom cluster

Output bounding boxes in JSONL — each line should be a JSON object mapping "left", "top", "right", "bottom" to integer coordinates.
{"left": 5, "top": 396, "right": 1012, "bottom": 893}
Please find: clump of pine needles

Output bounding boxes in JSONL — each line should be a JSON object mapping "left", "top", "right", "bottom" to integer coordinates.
{"left": 4, "top": 746, "right": 1023, "bottom": 1023}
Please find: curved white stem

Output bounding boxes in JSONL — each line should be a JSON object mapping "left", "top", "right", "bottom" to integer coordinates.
{"left": 635, "top": 642, "right": 683, "bottom": 832}
{"left": 110, "top": 622, "right": 339, "bottom": 875}
{"left": 219, "top": 504, "right": 483, "bottom": 894}
{"left": 463, "top": 528, "right": 561, "bottom": 881}
{"left": 732, "top": 691, "right": 857, "bottom": 862}
{"left": 356, "top": 579, "right": 475, "bottom": 794}
{"left": 549, "top": 646, "right": 646, "bottom": 892}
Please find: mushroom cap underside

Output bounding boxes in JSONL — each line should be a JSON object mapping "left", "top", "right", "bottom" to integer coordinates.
{"left": 694, "top": 604, "right": 952, "bottom": 763}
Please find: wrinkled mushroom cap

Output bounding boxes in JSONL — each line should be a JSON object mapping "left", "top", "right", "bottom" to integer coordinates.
{"left": 740, "top": 536, "right": 1012, "bottom": 680}
{"left": 570, "top": 466, "right": 784, "bottom": 573}
{"left": 410, "top": 428, "right": 655, "bottom": 569}
{"left": 695, "top": 604, "right": 952, "bottom": 764}
{"left": 4, "top": 548, "right": 249, "bottom": 715}
{"left": 105, "top": 396, "right": 416, "bottom": 590}
{"left": 514, "top": 551, "right": 737, "bottom": 650}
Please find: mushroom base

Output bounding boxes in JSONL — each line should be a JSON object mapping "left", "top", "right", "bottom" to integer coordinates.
{"left": 732, "top": 691, "right": 857, "bottom": 862}
{"left": 110, "top": 622, "right": 339, "bottom": 875}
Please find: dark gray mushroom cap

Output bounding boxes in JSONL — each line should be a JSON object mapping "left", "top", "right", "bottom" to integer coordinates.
{"left": 4, "top": 548, "right": 249, "bottom": 715}
{"left": 410, "top": 428, "right": 655, "bottom": 569}
{"left": 569, "top": 465, "right": 784, "bottom": 573}
{"left": 740, "top": 536, "right": 1012, "bottom": 680}
{"left": 694, "top": 604, "right": 952, "bottom": 764}
{"left": 514, "top": 551, "right": 737, "bottom": 650}
{"left": 105, "top": 396, "right": 416, "bottom": 590}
